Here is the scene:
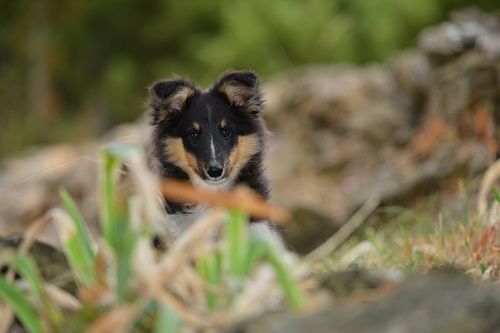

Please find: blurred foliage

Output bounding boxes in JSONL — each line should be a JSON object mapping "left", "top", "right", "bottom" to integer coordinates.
{"left": 0, "top": 144, "right": 303, "bottom": 331}
{"left": 0, "top": 0, "right": 497, "bottom": 157}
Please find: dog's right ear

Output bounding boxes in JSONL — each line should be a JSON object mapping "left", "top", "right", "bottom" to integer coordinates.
{"left": 211, "top": 70, "right": 263, "bottom": 117}
{"left": 148, "top": 79, "right": 195, "bottom": 124}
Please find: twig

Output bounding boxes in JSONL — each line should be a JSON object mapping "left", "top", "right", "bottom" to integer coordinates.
{"left": 305, "top": 196, "right": 381, "bottom": 262}
{"left": 159, "top": 210, "right": 225, "bottom": 283}
{"left": 0, "top": 155, "right": 91, "bottom": 194}
{"left": 44, "top": 283, "right": 81, "bottom": 311}
{"left": 477, "top": 159, "right": 500, "bottom": 219}
{"left": 160, "top": 179, "right": 289, "bottom": 223}
{"left": 87, "top": 304, "right": 139, "bottom": 333}
{"left": 151, "top": 284, "right": 208, "bottom": 326}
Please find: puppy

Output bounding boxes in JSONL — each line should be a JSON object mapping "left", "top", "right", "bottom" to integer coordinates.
{"left": 148, "top": 71, "right": 275, "bottom": 237}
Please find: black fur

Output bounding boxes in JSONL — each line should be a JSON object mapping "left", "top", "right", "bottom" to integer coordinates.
{"left": 148, "top": 71, "right": 270, "bottom": 217}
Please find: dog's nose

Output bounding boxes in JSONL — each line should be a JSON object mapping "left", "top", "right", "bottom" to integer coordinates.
{"left": 207, "top": 165, "right": 224, "bottom": 179}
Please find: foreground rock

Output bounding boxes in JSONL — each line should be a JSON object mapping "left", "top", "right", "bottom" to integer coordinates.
{"left": 0, "top": 236, "right": 74, "bottom": 292}
{"left": 229, "top": 270, "right": 500, "bottom": 333}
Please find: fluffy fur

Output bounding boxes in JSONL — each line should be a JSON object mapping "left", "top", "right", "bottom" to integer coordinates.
{"left": 148, "top": 71, "right": 270, "bottom": 223}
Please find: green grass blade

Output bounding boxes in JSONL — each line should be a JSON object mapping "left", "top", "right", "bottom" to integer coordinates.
{"left": 266, "top": 246, "right": 305, "bottom": 310}
{"left": 13, "top": 256, "right": 62, "bottom": 325}
{"left": 100, "top": 145, "right": 145, "bottom": 299}
{"left": 12, "top": 256, "right": 45, "bottom": 301}
{"left": 115, "top": 228, "right": 138, "bottom": 299}
{"left": 493, "top": 187, "right": 500, "bottom": 204}
{"left": 100, "top": 149, "right": 120, "bottom": 247}
{"left": 0, "top": 276, "right": 42, "bottom": 333}
{"left": 196, "top": 253, "right": 221, "bottom": 310}
{"left": 100, "top": 144, "right": 140, "bottom": 242}
{"left": 225, "top": 210, "right": 249, "bottom": 277}
{"left": 54, "top": 210, "right": 96, "bottom": 285}
{"left": 154, "top": 303, "right": 182, "bottom": 333}
{"left": 60, "top": 189, "right": 95, "bottom": 263}
{"left": 244, "top": 235, "right": 269, "bottom": 275}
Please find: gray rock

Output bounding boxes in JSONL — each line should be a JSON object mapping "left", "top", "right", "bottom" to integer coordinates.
{"left": 228, "top": 270, "right": 500, "bottom": 333}
{"left": 0, "top": 236, "right": 74, "bottom": 293}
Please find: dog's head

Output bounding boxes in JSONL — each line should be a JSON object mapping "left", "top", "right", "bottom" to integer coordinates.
{"left": 149, "top": 70, "right": 266, "bottom": 188}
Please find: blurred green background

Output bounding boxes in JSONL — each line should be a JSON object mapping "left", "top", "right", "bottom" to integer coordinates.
{"left": 0, "top": 0, "right": 497, "bottom": 157}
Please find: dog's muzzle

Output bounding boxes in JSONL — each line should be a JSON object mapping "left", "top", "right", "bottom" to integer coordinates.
{"left": 204, "top": 162, "right": 225, "bottom": 180}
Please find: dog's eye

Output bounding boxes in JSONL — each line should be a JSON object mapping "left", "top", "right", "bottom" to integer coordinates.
{"left": 189, "top": 131, "right": 200, "bottom": 140}
{"left": 221, "top": 128, "right": 231, "bottom": 138}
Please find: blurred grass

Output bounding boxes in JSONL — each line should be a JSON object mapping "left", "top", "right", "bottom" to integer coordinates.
{"left": 330, "top": 190, "right": 499, "bottom": 280}
{"left": 0, "top": 276, "right": 42, "bottom": 333}
{"left": 59, "top": 190, "right": 96, "bottom": 286}
{"left": 0, "top": 144, "right": 305, "bottom": 332}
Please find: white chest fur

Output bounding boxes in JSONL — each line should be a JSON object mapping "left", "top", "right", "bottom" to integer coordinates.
{"left": 168, "top": 207, "right": 283, "bottom": 249}
{"left": 169, "top": 205, "right": 209, "bottom": 234}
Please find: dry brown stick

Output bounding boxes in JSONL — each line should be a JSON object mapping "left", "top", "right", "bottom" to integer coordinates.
{"left": 160, "top": 179, "right": 289, "bottom": 223}
{"left": 305, "top": 196, "right": 381, "bottom": 262}
{"left": 477, "top": 159, "right": 500, "bottom": 216}
{"left": 44, "top": 283, "right": 81, "bottom": 311}
{"left": 150, "top": 282, "right": 209, "bottom": 327}
{"left": 0, "top": 156, "right": 87, "bottom": 194}
{"left": 159, "top": 210, "right": 225, "bottom": 283}
{"left": 17, "top": 212, "right": 53, "bottom": 255}
{"left": 87, "top": 304, "right": 139, "bottom": 333}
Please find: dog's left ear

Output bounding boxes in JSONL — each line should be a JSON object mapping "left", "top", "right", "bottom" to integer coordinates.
{"left": 148, "top": 78, "right": 195, "bottom": 124}
{"left": 211, "top": 70, "right": 263, "bottom": 116}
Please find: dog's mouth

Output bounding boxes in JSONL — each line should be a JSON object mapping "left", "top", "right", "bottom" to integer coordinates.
{"left": 204, "top": 177, "right": 228, "bottom": 185}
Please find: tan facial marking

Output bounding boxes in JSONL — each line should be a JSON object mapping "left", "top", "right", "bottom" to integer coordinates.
{"left": 220, "top": 119, "right": 227, "bottom": 128}
{"left": 164, "top": 137, "right": 199, "bottom": 179}
{"left": 193, "top": 122, "right": 200, "bottom": 131}
{"left": 228, "top": 134, "right": 260, "bottom": 181}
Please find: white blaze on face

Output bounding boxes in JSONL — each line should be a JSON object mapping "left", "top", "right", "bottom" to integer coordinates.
{"left": 210, "top": 135, "right": 216, "bottom": 162}
{"left": 207, "top": 105, "right": 217, "bottom": 163}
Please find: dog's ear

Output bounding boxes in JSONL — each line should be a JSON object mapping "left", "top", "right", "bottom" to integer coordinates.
{"left": 212, "top": 71, "right": 263, "bottom": 116}
{"left": 148, "top": 78, "right": 195, "bottom": 124}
